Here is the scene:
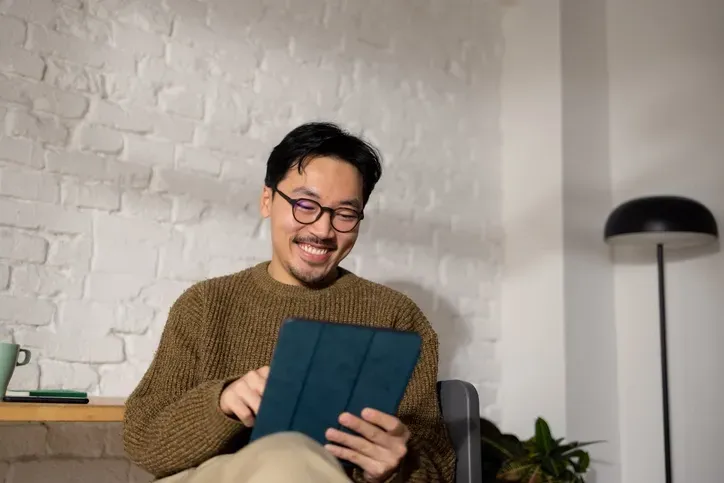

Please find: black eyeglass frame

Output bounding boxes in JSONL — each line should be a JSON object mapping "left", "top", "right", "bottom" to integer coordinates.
{"left": 274, "top": 189, "right": 365, "bottom": 233}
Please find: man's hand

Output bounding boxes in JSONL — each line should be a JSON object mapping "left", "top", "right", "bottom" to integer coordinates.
{"left": 324, "top": 408, "right": 410, "bottom": 483}
{"left": 219, "top": 366, "right": 269, "bottom": 427}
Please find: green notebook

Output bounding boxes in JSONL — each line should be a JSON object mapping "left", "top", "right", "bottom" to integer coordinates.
{"left": 6, "top": 389, "right": 88, "bottom": 398}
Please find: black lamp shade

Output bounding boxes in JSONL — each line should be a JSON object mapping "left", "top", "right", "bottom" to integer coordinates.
{"left": 604, "top": 195, "right": 719, "bottom": 248}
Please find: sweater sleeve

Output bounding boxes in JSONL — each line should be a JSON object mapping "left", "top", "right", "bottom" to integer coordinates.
{"left": 354, "top": 299, "right": 457, "bottom": 483}
{"left": 122, "top": 283, "right": 247, "bottom": 479}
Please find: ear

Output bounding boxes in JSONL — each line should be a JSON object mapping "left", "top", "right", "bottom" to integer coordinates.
{"left": 260, "top": 186, "right": 273, "bottom": 218}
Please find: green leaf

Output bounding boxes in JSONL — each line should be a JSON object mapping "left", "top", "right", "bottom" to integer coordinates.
{"left": 534, "top": 418, "right": 555, "bottom": 455}
{"left": 567, "top": 449, "right": 590, "bottom": 473}
{"left": 541, "top": 457, "right": 565, "bottom": 477}
{"left": 555, "top": 440, "right": 604, "bottom": 456}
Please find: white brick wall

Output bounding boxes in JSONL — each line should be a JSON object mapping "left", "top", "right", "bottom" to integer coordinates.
{"left": 0, "top": 0, "right": 502, "bottom": 481}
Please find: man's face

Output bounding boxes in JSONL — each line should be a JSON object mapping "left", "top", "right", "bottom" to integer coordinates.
{"left": 260, "top": 156, "right": 364, "bottom": 286}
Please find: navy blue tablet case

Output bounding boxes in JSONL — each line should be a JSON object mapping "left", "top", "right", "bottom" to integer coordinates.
{"left": 249, "top": 318, "right": 422, "bottom": 447}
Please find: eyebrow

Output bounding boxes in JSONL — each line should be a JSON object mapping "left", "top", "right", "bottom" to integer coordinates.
{"left": 291, "top": 187, "right": 362, "bottom": 210}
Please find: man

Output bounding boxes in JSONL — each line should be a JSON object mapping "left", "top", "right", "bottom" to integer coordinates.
{"left": 123, "top": 122, "right": 456, "bottom": 482}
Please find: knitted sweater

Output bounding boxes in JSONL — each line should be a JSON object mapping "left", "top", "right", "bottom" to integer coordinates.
{"left": 123, "top": 261, "right": 456, "bottom": 482}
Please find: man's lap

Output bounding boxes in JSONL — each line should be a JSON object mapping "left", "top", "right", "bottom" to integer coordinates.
{"left": 158, "top": 432, "right": 351, "bottom": 483}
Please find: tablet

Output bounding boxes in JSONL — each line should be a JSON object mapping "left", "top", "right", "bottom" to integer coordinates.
{"left": 249, "top": 318, "right": 422, "bottom": 447}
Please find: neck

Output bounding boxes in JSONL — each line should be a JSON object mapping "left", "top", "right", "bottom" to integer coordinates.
{"left": 267, "top": 258, "right": 338, "bottom": 289}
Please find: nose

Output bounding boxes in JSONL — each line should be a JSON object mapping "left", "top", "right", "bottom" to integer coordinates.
{"left": 308, "top": 209, "right": 335, "bottom": 238}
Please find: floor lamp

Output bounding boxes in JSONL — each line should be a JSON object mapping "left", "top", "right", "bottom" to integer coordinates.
{"left": 603, "top": 195, "right": 719, "bottom": 483}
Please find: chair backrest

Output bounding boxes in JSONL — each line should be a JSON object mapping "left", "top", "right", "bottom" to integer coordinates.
{"left": 437, "top": 380, "right": 482, "bottom": 483}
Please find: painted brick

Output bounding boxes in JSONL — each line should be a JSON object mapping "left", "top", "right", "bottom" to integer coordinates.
{"left": 0, "top": 265, "right": 9, "bottom": 289}
{"left": 79, "top": 124, "right": 124, "bottom": 154}
{"left": 45, "top": 59, "right": 101, "bottom": 93}
{"left": 151, "top": 167, "right": 229, "bottom": 203}
{"left": 87, "top": 272, "right": 146, "bottom": 303}
{"left": 124, "top": 134, "right": 175, "bottom": 167}
{"left": 11, "top": 264, "right": 84, "bottom": 299}
{"left": 60, "top": 300, "right": 116, "bottom": 334}
{"left": 1, "top": 0, "right": 57, "bottom": 25}
{"left": 0, "top": 167, "right": 60, "bottom": 203}
{"left": 0, "top": 229, "right": 48, "bottom": 263}
{"left": 99, "top": 71, "right": 157, "bottom": 107}
{"left": 0, "top": 0, "right": 503, "bottom": 478}
{"left": 206, "top": 83, "right": 252, "bottom": 131}
{"left": 8, "top": 360, "right": 40, "bottom": 389}
{"left": 62, "top": 179, "right": 121, "bottom": 211}
{"left": 121, "top": 190, "right": 173, "bottom": 222}
{"left": 15, "top": 328, "right": 125, "bottom": 363}
{"left": 27, "top": 24, "right": 135, "bottom": 73}
{"left": 0, "top": 136, "right": 36, "bottom": 167}
{"left": 148, "top": 112, "right": 196, "bottom": 143}
{"left": 166, "top": 0, "right": 208, "bottom": 19}
{"left": 0, "top": 295, "right": 54, "bottom": 326}
{"left": 176, "top": 146, "right": 224, "bottom": 176}
{"left": 115, "top": 302, "right": 155, "bottom": 333}
{"left": 91, "top": 100, "right": 154, "bottom": 133}
{"left": 99, "top": 361, "right": 150, "bottom": 395}
{"left": 92, "top": 213, "right": 171, "bottom": 277}
{"left": 157, "top": 230, "right": 207, "bottom": 281}
{"left": 92, "top": 0, "right": 173, "bottom": 36}
{"left": 6, "top": 109, "right": 70, "bottom": 147}
{"left": 172, "top": 195, "right": 208, "bottom": 223}
{"left": 0, "top": 15, "right": 26, "bottom": 46}
{"left": 113, "top": 24, "right": 166, "bottom": 57}
{"left": 51, "top": 6, "right": 113, "bottom": 43}
{"left": 0, "top": 46, "right": 46, "bottom": 80}
{"left": 159, "top": 86, "right": 205, "bottom": 120}
{"left": 47, "top": 234, "right": 92, "bottom": 271}
{"left": 39, "top": 360, "right": 99, "bottom": 391}
{"left": 45, "top": 150, "right": 152, "bottom": 188}
{"left": 0, "top": 198, "right": 91, "bottom": 234}
{"left": 0, "top": 74, "right": 89, "bottom": 118}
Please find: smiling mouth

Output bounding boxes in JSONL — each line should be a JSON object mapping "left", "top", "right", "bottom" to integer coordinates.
{"left": 298, "top": 243, "right": 334, "bottom": 256}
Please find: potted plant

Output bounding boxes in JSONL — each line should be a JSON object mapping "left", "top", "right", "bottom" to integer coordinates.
{"left": 480, "top": 416, "right": 602, "bottom": 483}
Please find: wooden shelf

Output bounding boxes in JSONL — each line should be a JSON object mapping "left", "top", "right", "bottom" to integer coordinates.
{"left": 0, "top": 397, "right": 125, "bottom": 422}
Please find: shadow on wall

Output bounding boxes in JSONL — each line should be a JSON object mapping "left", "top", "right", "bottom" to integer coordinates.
{"left": 382, "top": 280, "right": 469, "bottom": 380}
{"left": 147, "top": 0, "right": 505, "bottom": 262}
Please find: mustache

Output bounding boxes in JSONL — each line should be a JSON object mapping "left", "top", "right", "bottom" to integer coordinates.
{"left": 293, "top": 236, "right": 337, "bottom": 250}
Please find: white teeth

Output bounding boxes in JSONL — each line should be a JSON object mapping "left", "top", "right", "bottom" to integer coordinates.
{"left": 300, "top": 244, "right": 329, "bottom": 255}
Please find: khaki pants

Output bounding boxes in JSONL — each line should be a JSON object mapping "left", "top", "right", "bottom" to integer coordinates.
{"left": 159, "top": 432, "right": 353, "bottom": 483}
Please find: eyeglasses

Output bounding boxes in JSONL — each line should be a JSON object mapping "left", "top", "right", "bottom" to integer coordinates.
{"left": 274, "top": 189, "right": 364, "bottom": 233}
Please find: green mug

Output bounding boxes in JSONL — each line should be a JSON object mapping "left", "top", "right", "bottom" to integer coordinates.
{"left": 0, "top": 341, "right": 31, "bottom": 397}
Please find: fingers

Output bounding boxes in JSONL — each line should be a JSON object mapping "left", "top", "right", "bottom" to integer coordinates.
{"left": 326, "top": 427, "right": 383, "bottom": 460}
{"left": 257, "top": 365, "right": 270, "bottom": 378}
{"left": 235, "top": 379, "right": 261, "bottom": 414}
{"left": 337, "top": 412, "right": 407, "bottom": 450}
{"left": 361, "top": 408, "right": 408, "bottom": 438}
{"left": 219, "top": 366, "right": 270, "bottom": 426}
{"left": 325, "top": 411, "right": 409, "bottom": 482}
{"left": 325, "top": 442, "right": 387, "bottom": 479}
{"left": 227, "top": 395, "right": 256, "bottom": 427}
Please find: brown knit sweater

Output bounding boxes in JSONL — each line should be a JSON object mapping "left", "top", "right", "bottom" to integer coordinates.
{"left": 123, "top": 261, "right": 456, "bottom": 482}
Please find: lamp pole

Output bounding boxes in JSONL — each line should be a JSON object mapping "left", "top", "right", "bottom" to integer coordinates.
{"left": 605, "top": 195, "right": 720, "bottom": 483}
{"left": 656, "top": 243, "right": 672, "bottom": 483}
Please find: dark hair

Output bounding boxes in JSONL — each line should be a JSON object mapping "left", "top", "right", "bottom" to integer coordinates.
{"left": 264, "top": 122, "right": 383, "bottom": 206}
